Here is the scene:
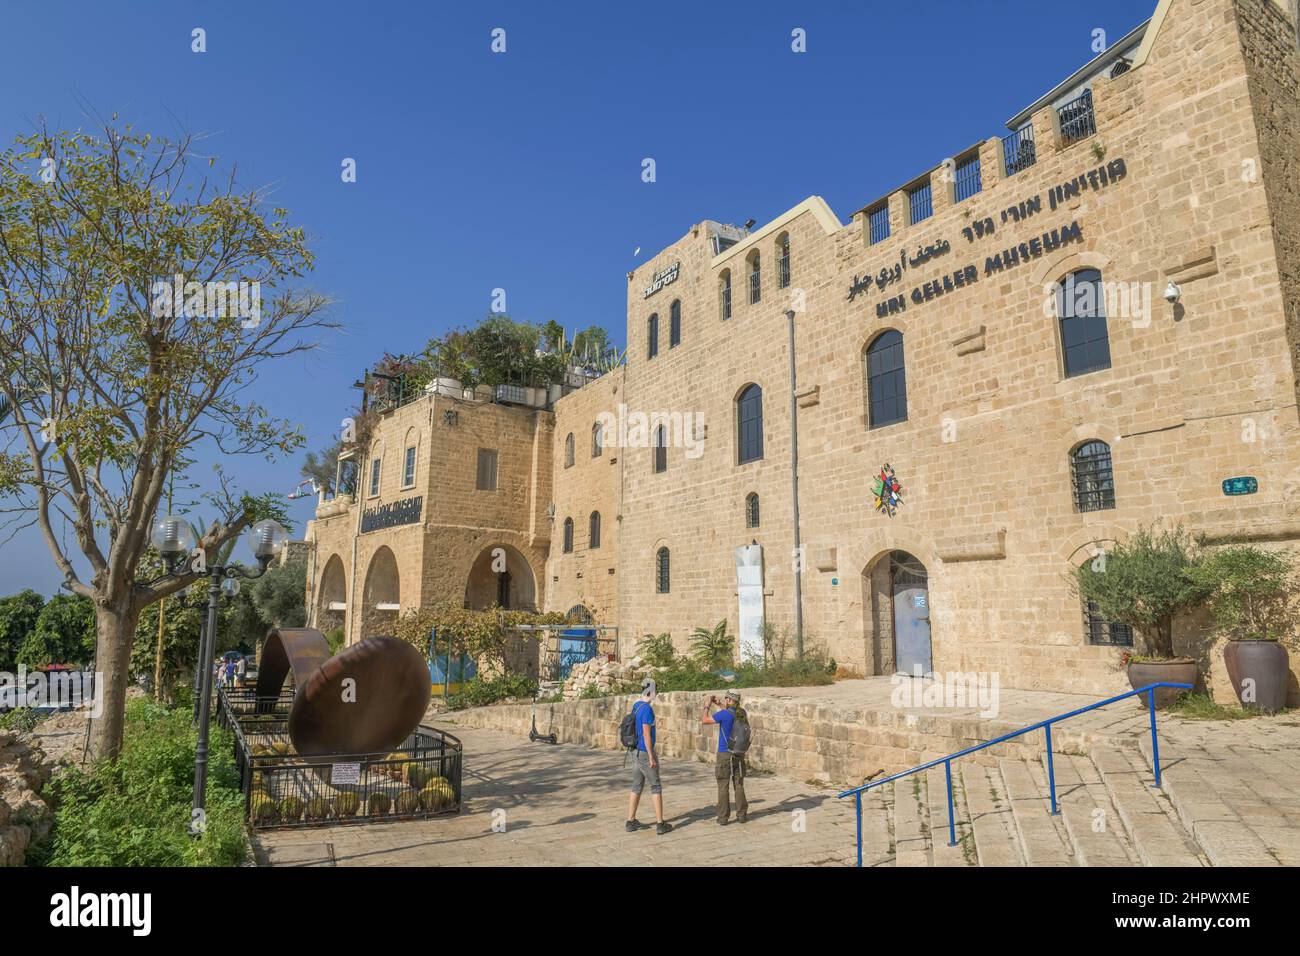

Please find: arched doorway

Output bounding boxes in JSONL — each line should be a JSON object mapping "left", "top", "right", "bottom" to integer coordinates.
{"left": 316, "top": 554, "right": 348, "bottom": 637}
{"left": 361, "top": 546, "right": 400, "bottom": 639}
{"left": 863, "top": 550, "right": 931, "bottom": 676}
{"left": 464, "top": 544, "right": 537, "bottom": 611}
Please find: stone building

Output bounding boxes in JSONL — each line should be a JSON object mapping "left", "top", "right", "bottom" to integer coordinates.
{"left": 307, "top": 0, "right": 1300, "bottom": 698}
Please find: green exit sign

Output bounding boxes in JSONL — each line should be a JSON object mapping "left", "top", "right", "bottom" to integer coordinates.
{"left": 1222, "top": 476, "right": 1258, "bottom": 496}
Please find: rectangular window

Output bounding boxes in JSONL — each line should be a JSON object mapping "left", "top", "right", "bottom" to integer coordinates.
{"left": 1057, "top": 90, "right": 1096, "bottom": 147}
{"left": 867, "top": 203, "right": 890, "bottom": 245}
{"left": 954, "top": 154, "right": 982, "bottom": 202}
{"left": 908, "top": 182, "right": 932, "bottom": 224}
{"left": 369, "top": 458, "right": 381, "bottom": 496}
{"left": 475, "top": 448, "right": 498, "bottom": 491}
{"left": 1084, "top": 600, "right": 1134, "bottom": 646}
{"left": 647, "top": 315, "right": 659, "bottom": 359}
{"left": 402, "top": 446, "right": 416, "bottom": 487}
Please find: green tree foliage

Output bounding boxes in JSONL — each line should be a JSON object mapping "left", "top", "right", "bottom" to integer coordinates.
{"left": 0, "top": 589, "right": 45, "bottom": 669}
{"left": 1075, "top": 524, "right": 1212, "bottom": 659}
{"left": 220, "top": 559, "right": 307, "bottom": 649}
{"left": 1193, "top": 547, "right": 1298, "bottom": 642}
{"left": 689, "top": 619, "right": 736, "bottom": 669}
{"left": 17, "top": 594, "right": 96, "bottom": 667}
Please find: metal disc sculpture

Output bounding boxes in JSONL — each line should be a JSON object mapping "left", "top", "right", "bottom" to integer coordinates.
{"left": 255, "top": 628, "right": 432, "bottom": 756}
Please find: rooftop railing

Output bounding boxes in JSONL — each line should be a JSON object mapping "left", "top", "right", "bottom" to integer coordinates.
{"left": 1057, "top": 89, "right": 1096, "bottom": 147}
{"left": 1002, "top": 125, "right": 1037, "bottom": 176}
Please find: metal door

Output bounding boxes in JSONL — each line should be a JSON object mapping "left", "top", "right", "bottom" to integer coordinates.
{"left": 892, "top": 554, "right": 931, "bottom": 675}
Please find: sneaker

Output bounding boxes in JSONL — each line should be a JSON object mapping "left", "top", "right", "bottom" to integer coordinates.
{"left": 716, "top": 818, "right": 730, "bottom": 826}
{"left": 656, "top": 821, "right": 673, "bottom": 835}
{"left": 625, "top": 819, "right": 649, "bottom": 832}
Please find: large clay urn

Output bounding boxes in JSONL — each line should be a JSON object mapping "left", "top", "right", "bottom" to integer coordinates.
{"left": 1223, "top": 640, "right": 1289, "bottom": 713}
{"left": 1126, "top": 659, "right": 1198, "bottom": 709}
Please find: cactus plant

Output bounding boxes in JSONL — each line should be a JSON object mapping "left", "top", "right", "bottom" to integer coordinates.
{"left": 367, "top": 792, "right": 392, "bottom": 815}
{"left": 306, "top": 797, "right": 332, "bottom": 820}
{"left": 336, "top": 793, "right": 361, "bottom": 817}
{"left": 249, "top": 794, "right": 277, "bottom": 822}
{"left": 420, "top": 779, "right": 456, "bottom": 811}
{"left": 278, "top": 796, "right": 305, "bottom": 821}
{"left": 395, "top": 791, "right": 421, "bottom": 815}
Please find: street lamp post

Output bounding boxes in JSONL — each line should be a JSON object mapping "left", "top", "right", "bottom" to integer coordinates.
{"left": 151, "top": 514, "right": 287, "bottom": 837}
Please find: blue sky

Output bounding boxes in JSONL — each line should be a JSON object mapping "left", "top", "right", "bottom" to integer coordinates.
{"left": 0, "top": 0, "right": 1153, "bottom": 595}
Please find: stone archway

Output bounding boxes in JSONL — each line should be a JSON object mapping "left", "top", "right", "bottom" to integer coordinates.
{"left": 315, "top": 554, "right": 348, "bottom": 638}
{"left": 464, "top": 544, "right": 538, "bottom": 612}
{"left": 361, "top": 546, "right": 401, "bottom": 639}
{"left": 862, "top": 549, "right": 932, "bottom": 676}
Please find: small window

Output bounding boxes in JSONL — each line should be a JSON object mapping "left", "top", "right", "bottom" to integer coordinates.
{"left": 908, "top": 182, "right": 932, "bottom": 224}
{"left": 867, "top": 203, "right": 890, "bottom": 245}
{"left": 402, "top": 446, "right": 416, "bottom": 487}
{"left": 1084, "top": 599, "right": 1133, "bottom": 646}
{"left": 589, "top": 511, "right": 601, "bottom": 549}
{"left": 656, "top": 547, "right": 670, "bottom": 594}
{"left": 954, "top": 153, "right": 982, "bottom": 202}
{"left": 777, "top": 234, "right": 790, "bottom": 289}
{"left": 562, "top": 517, "right": 574, "bottom": 553}
{"left": 475, "top": 448, "right": 498, "bottom": 491}
{"left": 647, "top": 313, "right": 659, "bottom": 359}
{"left": 748, "top": 252, "right": 761, "bottom": 305}
{"left": 653, "top": 424, "right": 667, "bottom": 474}
{"left": 669, "top": 299, "right": 681, "bottom": 348}
{"left": 369, "top": 458, "right": 381, "bottom": 496}
{"left": 865, "top": 330, "right": 908, "bottom": 428}
{"left": 1071, "top": 440, "right": 1115, "bottom": 512}
{"left": 720, "top": 270, "right": 732, "bottom": 321}
{"left": 737, "top": 384, "right": 764, "bottom": 464}
{"left": 565, "top": 432, "right": 575, "bottom": 468}
{"left": 591, "top": 421, "right": 603, "bottom": 458}
{"left": 1059, "top": 269, "right": 1112, "bottom": 377}
{"left": 745, "top": 493, "right": 760, "bottom": 529}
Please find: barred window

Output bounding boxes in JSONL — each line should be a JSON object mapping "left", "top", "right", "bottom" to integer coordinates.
{"left": 1071, "top": 440, "right": 1115, "bottom": 512}
{"left": 865, "top": 330, "right": 907, "bottom": 428}
{"left": 954, "top": 153, "right": 982, "bottom": 202}
{"left": 868, "top": 203, "right": 890, "bottom": 245}
{"left": 656, "top": 547, "right": 670, "bottom": 594}
{"left": 748, "top": 252, "right": 761, "bottom": 305}
{"left": 669, "top": 299, "right": 681, "bottom": 348}
{"left": 737, "top": 384, "right": 764, "bottom": 464}
{"left": 562, "top": 517, "right": 574, "bottom": 553}
{"left": 1059, "top": 269, "right": 1112, "bottom": 377}
{"left": 720, "top": 270, "right": 732, "bottom": 321}
{"left": 647, "top": 313, "right": 659, "bottom": 359}
{"left": 653, "top": 424, "right": 667, "bottom": 473}
{"left": 589, "top": 511, "right": 601, "bottom": 549}
{"left": 908, "top": 182, "right": 932, "bottom": 224}
{"left": 1084, "top": 599, "right": 1133, "bottom": 646}
{"left": 745, "top": 492, "right": 760, "bottom": 529}
{"left": 777, "top": 233, "right": 791, "bottom": 288}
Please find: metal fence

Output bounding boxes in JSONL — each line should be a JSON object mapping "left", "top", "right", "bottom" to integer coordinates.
{"left": 953, "top": 155, "right": 982, "bottom": 202}
{"left": 1002, "top": 125, "right": 1037, "bottom": 176}
{"left": 218, "top": 687, "right": 463, "bottom": 830}
{"left": 908, "top": 183, "right": 932, "bottom": 224}
{"left": 1057, "top": 90, "right": 1096, "bottom": 146}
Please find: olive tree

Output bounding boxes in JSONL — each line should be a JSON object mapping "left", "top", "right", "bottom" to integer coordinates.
{"left": 0, "top": 121, "right": 332, "bottom": 758}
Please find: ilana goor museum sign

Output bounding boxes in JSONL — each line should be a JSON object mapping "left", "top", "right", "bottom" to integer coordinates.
{"left": 360, "top": 496, "right": 423, "bottom": 533}
{"left": 848, "top": 158, "right": 1129, "bottom": 319}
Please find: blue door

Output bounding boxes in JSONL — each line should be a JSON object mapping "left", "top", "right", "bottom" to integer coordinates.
{"left": 892, "top": 553, "right": 931, "bottom": 676}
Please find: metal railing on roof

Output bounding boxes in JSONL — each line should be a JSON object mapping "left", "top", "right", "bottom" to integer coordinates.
{"left": 1057, "top": 89, "right": 1097, "bottom": 146}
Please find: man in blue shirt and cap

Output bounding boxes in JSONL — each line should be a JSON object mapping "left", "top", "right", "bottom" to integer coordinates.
{"left": 702, "top": 690, "right": 748, "bottom": 825}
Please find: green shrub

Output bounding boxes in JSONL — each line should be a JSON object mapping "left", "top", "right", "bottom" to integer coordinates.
{"left": 249, "top": 794, "right": 277, "bottom": 823}
{"left": 367, "top": 793, "right": 391, "bottom": 815}
{"left": 305, "top": 797, "right": 332, "bottom": 820}
{"left": 446, "top": 673, "right": 537, "bottom": 710}
{"left": 0, "top": 707, "right": 49, "bottom": 733}
{"left": 689, "top": 620, "right": 735, "bottom": 669}
{"left": 636, "top": 632, "right": 676, "bottom": 667}
{"left": 277, "top": 796, "right": 304, "bottom": 821}
{"left": 33, "top": 698, "right": 248, "bottom": 867}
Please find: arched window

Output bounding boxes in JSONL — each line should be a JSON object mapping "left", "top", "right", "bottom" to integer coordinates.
{"left": 564, "top": 432, "right": 575, "bottom": 468}
{"left": 1058, "top": 269, "right": 1111, "bottom": 377}
{"left": 647, "top": 313, "right": 659, "bottom": 359}
{"left": 720, "top": 270, "right": 732, "bottom": 321}
{"left": 737, "top": 384, "right": 764, "bottom": 464}
{"left": 1071, "top": 440, "right": 1115, "bottom": 512}
{"left": 589, "top": 511, "right": 601, "bottom": 549}
{"left": 656, "top": 547, "right": 670, "bottom": 594}
{"left": 653, "top": 424, "right": 667, "bottom": 473}
{"left": 669, "top": 299, "right": 682, "bottom": 348}
{"left": 748, "top": 251, "right": 761, "bottom": 304}
{"left": 777, "top": 233, "right": 791, "bottom": 288}
{"left": 865, "top": 330, "right": 908, "bottom": 428}
{"left": 562, "top": 517, "right": 574, "bottom": 553}
{"left": 745, "top": 492, "right": 760, "bottom": 529}
{"left": 591, "top": 421, "right": 603, "bottom": 458}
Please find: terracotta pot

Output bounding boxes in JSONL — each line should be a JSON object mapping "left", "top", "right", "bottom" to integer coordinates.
{"left": 1223, "top": 640, "right": 1289, "bottom": 713}
{"left": 1126, "top": 660, "right": 1198, "bottom": 709}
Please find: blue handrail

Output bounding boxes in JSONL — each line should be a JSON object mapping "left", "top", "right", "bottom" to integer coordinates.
{"left": 835, "top": 681, "right": 1192, "bottom": 868}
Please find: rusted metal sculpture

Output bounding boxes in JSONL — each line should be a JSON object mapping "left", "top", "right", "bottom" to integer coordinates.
{"left": 256, "top": 628, "right": 431, "bottom": 756}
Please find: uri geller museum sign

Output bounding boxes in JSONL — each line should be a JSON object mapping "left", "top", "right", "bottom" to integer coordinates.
{"left": 848, "top": 157, "right": 1129, "bottom": 319}
{"left": 361, "top": 496, "right": 423, "bottom": 533}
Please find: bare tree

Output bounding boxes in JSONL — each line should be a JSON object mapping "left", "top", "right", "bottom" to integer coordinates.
{"left": 0, "top": 120, "right": 333, "bottom": 758}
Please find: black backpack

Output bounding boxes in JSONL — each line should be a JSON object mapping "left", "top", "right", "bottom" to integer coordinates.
{"left": 727, "top": 709, "right": 752, "bottom": 754}
{"left": 619, "top": 702, "right": 642, "bottom": 750}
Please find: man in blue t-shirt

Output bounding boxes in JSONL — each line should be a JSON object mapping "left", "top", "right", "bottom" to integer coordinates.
{"left": 702, "top": 690, "right": 748, "bottom": 825}
{"left": 626, "top": 678, "right": 672, "bottom": 835}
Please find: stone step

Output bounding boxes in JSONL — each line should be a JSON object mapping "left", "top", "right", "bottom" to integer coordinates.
{"left": 854, "top": 785, "right": 896, "bottom": 868}
{"left": 925, "top": 766, "right": 976, "bottom": 867}
{"left": 1136, "top": 737, "right": 1279, "bottom": 867}
{"left": 1090, "top": 747, "right": 1205, "bottom": 866}
{"left": 889, "top": 776, "right": 930, "bottom": 867}
{"left": 1041, "top": 751, "right": 1139, "bottom": 866}
{"left": 997, "top": 757, "right": 1075, "bottom": 866}
{"left": 959, "top": 761, "right": 1025, "bottom": 866}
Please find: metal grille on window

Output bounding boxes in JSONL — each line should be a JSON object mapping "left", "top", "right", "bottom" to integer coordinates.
{"left": 777, "top": 236, "right": 790, "bottom": 288}
{"left": 656, "top": 547, "right": 670, "bottom": 594}
{"left": 1071, "top": 440, "right": 1115, "bottom": 512}
{"left": 954, "top": 154, "right": 982, "bottom": 202}
{"left": 749, "top": 254, "right": 761, "bottom": 304}
{"left": 737, "top": 384, "right": 764, "bottom": 463}
{"left": 720, "top": 273, "right": 731, "bottom": 320}
{"left": 745, "top": 493, "right": 760, "bottom": 529}
{"left": 1084, "top": 600, "right": 1133, "bottom": 646}
{"left": 908, "top": 183, "right": 932, "bottom": 224}
{"left": 868, "top": 204, "right": 890, "bottom": 245}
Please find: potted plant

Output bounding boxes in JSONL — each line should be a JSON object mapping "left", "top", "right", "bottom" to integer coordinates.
{"left": 1075, "top": 524, "right": 1211, "bottom": 708}
{"left": 1194, "top": 546, "right": 1296, "bottom": 712}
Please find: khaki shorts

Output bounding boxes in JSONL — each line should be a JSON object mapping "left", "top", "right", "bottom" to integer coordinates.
{"left": 629, "top": 749, "right": 662, "bottom": 796}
